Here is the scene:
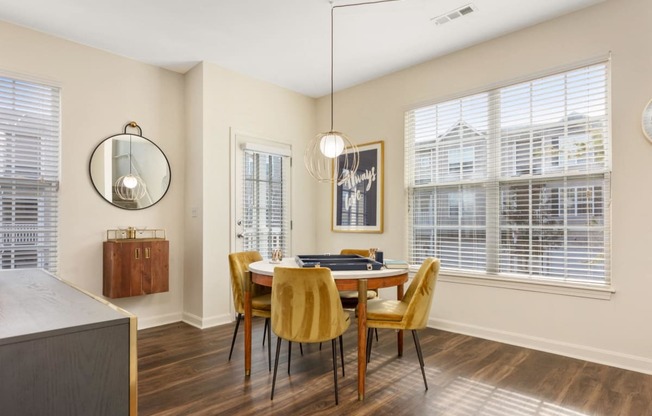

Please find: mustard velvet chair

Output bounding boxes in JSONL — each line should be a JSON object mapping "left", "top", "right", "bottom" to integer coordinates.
{"left": 365, "top": 257, "right": 440, "bottom": 390}
{"left": 338, "top": 248, "right": 379, "bottom": 307}
{"left": 339, "top": 248, "right": 372, "bottom": 257}
{"left": 270, "top": 267, "right": 351, "bottom": 404}
{"left": 228, "top": 251, "right": 273, "bottom": 370}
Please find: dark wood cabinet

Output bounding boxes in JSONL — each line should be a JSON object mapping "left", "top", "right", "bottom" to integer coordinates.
{"left": 104, "top": 238, "right": 169, "bottom": 298}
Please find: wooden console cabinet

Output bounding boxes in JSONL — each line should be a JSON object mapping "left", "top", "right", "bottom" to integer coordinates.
{"left": 0, "top": 269, "right": 137, "bottom": 416}
{"left": 104, "top": 238, "right": 169, "bottom": 298}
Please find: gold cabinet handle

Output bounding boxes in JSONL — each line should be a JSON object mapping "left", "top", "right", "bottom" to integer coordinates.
{"left": 145, "top": 247, "right": 151, "bottom": 259}
{"left": 135, "top": 248, "right": 141, "bottom": 259}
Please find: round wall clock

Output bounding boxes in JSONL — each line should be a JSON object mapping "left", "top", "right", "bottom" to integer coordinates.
{"left": 643, "top": 99, "right": 652, "bottom": 143}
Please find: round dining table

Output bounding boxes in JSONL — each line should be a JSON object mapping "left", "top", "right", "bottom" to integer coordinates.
{"left": 245, "top": 257, "right": 409, "bottom": 400}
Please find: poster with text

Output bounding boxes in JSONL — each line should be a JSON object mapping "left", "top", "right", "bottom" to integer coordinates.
{"left": 332, "top": 141, "right": 384, "bottom": 233}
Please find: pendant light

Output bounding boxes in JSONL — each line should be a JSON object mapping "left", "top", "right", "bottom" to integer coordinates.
{"left": 114, "top": 122, "right": 147, "bottom": 202}
{"left": 304, "top": 0, "right": 399, "bottom": 183}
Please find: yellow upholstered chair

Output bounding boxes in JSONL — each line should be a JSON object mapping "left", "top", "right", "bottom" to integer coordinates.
{"left": 365, "top": 257, "right": 440, "bottom": 390}
{"left": 270, "top": 267, "right": 350, "bottom": 404}
{"left": 338, "top": 248, "right": 379, "bottom": 307}
{"left": 228, "top": 251, "right": 273, "bottom": 370}
{"left": 339, "top": 248, "right": 372, "bottom": 257}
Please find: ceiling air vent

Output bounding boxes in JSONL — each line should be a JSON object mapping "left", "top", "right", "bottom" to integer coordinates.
{"left": 431, "top": 3, "right": 477, "bottom": 26}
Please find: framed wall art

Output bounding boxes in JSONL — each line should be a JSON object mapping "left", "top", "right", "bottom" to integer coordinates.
{"left": 332, "top": 141, "right": 384, "bottom": 233}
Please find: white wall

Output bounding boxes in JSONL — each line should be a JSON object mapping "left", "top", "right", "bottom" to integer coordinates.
{"left": 183, "top": 62, "right": 318, "bottom": 328}
{"left": 316, "top": 0, "right": 652, "bottom": 373}
{"left": 0, "top": 21, "right": 186, "bottom": 328}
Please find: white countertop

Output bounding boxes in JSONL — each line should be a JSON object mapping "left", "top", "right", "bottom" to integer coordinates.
{"left": 248, "top": 258, "right": 407, "bottom": 279}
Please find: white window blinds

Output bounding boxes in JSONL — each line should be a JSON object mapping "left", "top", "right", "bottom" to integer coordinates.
{"left": 0, "top": 76, "right": 60, "bottom": 273}
{"left": 405, "top": 62, "right": 610, "bottom": 286}
{"left": 241, "top": 148, "right": 291, "bottom": 259}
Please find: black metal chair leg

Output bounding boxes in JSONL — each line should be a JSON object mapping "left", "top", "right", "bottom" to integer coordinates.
{"left": 412, "top": 330, "right": 428, "bottom": 390}
{"left": 288, "top": 341, "right": 292, "bottom": 374}
{"left": 339, "top": 335, "right": 345, "bottom": 377}
{"left": 267, "top": 318, "right": 272, "bottom": 372}
{"left": 300, "top": 342, "right": 304, "bottom": 356}
{"left": 366, "top": 327, "right": 374, "bottom": 364}
{"left": 375, "top": 328, "right": 379, "bottom": 342}
{"left": 262, "top": 318, "right": 268, "bottom": 346}
{"left": 271, "top": 337, "right": 283, "bottom": 400}
{"left": 228, "top": 313, "right": 242, "bottom": 361}
{"left": 332, "top": 338, "right": 339, "bottom": 405}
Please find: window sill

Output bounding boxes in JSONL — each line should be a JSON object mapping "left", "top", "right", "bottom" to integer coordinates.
{"left": 421, "top": 269, "right": 614, "bottom": 300}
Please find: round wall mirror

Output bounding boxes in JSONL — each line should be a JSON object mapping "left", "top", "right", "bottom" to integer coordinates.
{"left": 643, "top": 99, "right": 652, "bottom": 143}
{"left": 89, "top": 122, "right": 171, "bottom": 210}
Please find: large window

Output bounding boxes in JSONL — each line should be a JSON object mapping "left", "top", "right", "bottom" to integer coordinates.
{"left": 0, "top": 76, "right": 60, "bottom": 272}
{"left": 405, "top": 62, "right": 610, "bottom": 287}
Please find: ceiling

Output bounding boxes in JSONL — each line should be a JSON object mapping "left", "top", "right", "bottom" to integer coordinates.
{"left": 0, "top": 0, "right": 604, "bottom": 98}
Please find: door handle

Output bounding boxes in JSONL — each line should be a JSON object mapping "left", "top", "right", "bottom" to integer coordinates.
{"left": 237, "top": 233, "right": 244, "bottom": 239}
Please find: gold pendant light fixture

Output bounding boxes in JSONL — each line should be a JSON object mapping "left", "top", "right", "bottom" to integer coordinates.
{"left": 304, "top": 0, "right": 400, "bottom": 183}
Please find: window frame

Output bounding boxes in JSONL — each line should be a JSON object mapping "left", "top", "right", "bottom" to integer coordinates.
{"left": 0, "top": 73, "right": 60, "bottom": 274}
{"left": 404, "top": 58, "right": 613, "bottom": 299}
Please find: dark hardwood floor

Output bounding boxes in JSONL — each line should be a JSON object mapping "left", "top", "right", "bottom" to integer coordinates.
{"left": 138, "top": 320, "right": 652, "bottom": 415}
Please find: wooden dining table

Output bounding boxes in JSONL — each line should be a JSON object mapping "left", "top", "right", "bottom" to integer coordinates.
{"left": 245, "top": 258, "right": 409, "bottom": 400}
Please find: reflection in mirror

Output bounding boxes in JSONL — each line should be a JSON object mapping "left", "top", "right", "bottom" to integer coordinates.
{"left": 89, "top": 123, "right": 171, "bottom": 210}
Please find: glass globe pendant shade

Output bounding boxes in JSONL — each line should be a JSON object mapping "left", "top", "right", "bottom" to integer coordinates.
{"left": 319, "top": 133, "right": 345, "bottom": 158}
{"left": 304, "top": 130, "right": 359, "bottom": 183}
{"left": 122, "top": 175, "right": 139, "bottom": 189}
{"left": 115, "top": 174, "right": 147, "bottom": 202}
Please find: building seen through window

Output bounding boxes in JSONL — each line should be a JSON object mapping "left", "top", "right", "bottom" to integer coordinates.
{"left": 406, "top": 63, "right": 610, "bottom": 285}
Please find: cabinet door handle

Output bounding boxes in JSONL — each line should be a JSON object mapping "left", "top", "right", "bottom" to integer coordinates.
{"left": 145, "top": 247, "right": 151, "bottom": 259}
{"left": 135, "top": 248, "right": 141, "bottom": 259}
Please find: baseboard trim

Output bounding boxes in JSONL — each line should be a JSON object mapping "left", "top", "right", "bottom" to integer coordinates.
{"left": 136, "top": 311, "right": 234, "bottom": 330}
{"left": 181, "top": 312, "right": 202, "bottom": 328}
{"left": 199, "top": 313, "right": 233, "bottom": 329}
{"left": 138, "top": 312, "right": 183, "bottom": 330}
{"left": 430, "top": 318, "right": 652, "bottom": 375}
{"left": 182, "top": 312, "right": 233, "bottom": 329}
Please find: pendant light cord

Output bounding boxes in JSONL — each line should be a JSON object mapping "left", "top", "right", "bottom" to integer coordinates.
{"left": 330, "top": 6, "right": 334, "bottom": 132}
{"left": 128, "top": 134, "right": 133, "bottom": 175}
{"left": 329, "top": 0, "right": 400, "bottom": 133}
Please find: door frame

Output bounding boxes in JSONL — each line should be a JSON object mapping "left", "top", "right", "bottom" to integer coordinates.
{"left": 229, "top": 128, "right": 293, "bottom": 255}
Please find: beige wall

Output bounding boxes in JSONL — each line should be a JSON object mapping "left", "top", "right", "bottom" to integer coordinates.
{"left": 0, "top": 20, "right": 318, "bottom": 331}
{"left": 316, "top": 0, "right": 652, "bottom": 373}
{"left": 183, "top": 63, "right": 205, "bottom": 322}
{"left": 183, "top": 62, "right": 318, "bottom": 327}
{"left": 0, "top": 21, "right": 186, "bottom": 328}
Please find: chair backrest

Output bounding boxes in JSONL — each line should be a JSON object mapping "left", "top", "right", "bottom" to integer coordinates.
{"left": 340, "top": 248, "right": 371, "bottom": 257}
{"left": 400, "top": 258, "right": 440, "bottom": 330}
{"left": 271, "top": 267, "right": 348, "bottom": 343}
{"left": 228, "top": 251, "right": 264, "bottom": 314}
